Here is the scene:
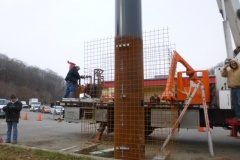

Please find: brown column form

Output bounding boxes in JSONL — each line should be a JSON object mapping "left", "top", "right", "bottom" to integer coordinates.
{"left": 114, "top": 36, "right": 145, "bottom": 159}
{"left": 114, "top": 0, "right": 144, "bottom": 159}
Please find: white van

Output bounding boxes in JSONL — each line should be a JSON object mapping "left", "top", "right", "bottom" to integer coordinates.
{"left": 0, "top": 98, "right": 8, "bottom": 118}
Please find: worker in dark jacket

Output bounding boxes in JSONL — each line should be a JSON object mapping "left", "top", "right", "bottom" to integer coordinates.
{"left": 63, "top": 66, "right": 81, "bottom": 98}
{"left": 3, "top": 94, "right": 22, "bottom": 144}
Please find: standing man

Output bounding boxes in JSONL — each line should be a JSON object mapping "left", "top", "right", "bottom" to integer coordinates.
{"left": 222, "top": 58, "right": 240, "bottom": 121}
{"left": 155, "top": 94, "right": 161, "bottom": 104}
{"left": 63, "top": 66, "right": 81, "bottom": 98}
{"left": 3, "top": 94, "right": 22, "bottom": 144}
{"left": 150, "top": 95, "right": 156, "bottom": 103}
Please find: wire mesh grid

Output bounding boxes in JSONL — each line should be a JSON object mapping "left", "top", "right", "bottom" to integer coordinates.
{"left": 79, "top": 28, "right": 179, "bottom": 160}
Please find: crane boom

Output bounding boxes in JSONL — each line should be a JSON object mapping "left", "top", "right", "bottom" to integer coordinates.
{"left": 216, "top": 0, "right": 240, "bottom": 58}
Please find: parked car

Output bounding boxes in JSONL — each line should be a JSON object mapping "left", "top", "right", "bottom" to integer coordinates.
{"left": 21, "top": 101, "right": 29, "bottom": 108}
{"left": 30, "top": 105, "right": 40, "bottom": 112}
{"left": 40, "top": 105, "right": 51, "bottom": 113}
{"left": 0, "top": 99, "right": 8, "bottom": 118}
{"left": 50, "top": 106, "right": 64, "bottom": 115}
{"left": 22, "top": 104, "right": 29, "bottom": 108}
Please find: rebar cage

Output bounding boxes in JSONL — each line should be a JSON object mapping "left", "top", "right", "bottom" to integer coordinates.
{"left": 79, "top": 28, "right": 178, "bottom": 160}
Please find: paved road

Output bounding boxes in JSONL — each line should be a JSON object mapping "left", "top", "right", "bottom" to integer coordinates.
{"left": 0, "top": 108, "right": 239, "bottom": 160}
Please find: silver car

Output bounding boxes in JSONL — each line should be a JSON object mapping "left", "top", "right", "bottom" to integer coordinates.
{"left": 0, "top": 99, "right": 8, "bottom": 118}
{"left": 50, "top": 106, "right": 64, "bottom": 115}
{"left": 30, "top": 106, "right": 40, "bottom": 112}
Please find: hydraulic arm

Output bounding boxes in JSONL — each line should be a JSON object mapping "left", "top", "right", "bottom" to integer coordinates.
{"left": 161, "top": 51, "right": 197, "bottom": 102}
{"left": 216, "top": 0, "right": 240, "bottom": 58}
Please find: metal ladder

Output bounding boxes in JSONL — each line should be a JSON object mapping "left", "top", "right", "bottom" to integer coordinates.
{"left": 161, "top": 80, "right": 214, "bottom": 157}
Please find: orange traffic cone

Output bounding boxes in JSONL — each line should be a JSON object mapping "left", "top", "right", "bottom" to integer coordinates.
{"left": 24, "top": 113, "right": 28, "bottom": 120}
{"left": 199, "top": 127, "right": 205, "bottom": 132}
{"left": 37, "top": 113, "right": 42, "bottom": 121}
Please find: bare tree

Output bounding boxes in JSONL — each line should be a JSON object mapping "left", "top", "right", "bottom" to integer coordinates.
{"left": 0, "top": 53, "right": 65, "bottom": 103}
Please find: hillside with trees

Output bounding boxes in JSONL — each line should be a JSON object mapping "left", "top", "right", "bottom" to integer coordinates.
{"left": 0, "top": 53, "right": 65, "bottom": 104}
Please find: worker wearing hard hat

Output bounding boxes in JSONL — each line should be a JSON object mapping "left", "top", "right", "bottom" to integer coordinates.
{"left": 63, "top": 66, "right": 81, "bottom": 98}
{"left": 222, "top": 58, "right": 240, "bottom": 121}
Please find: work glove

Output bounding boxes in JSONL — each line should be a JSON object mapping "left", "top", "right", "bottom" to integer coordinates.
{"left": 223, "top": 63, "right": 229, "bottom": 70}
{"left": 7, "top": 106, "right": 14, "bottom": 109}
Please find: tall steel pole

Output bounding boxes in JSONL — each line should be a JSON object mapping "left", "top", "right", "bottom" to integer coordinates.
{"left": 114, "top": 0, "right": 145, "bottom": 159}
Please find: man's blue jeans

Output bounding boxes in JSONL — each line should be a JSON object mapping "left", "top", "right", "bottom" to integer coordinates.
{"left": 63, "top": 81, "right": 77, "bottom": 98}
{"left": 231, "top": 88, "right": 240, "bottom": 118}
{"left": 6, "top": 121, "right": 18, "bottom": 142}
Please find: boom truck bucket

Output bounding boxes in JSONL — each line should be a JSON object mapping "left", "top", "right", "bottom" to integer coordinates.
{"left": 161, "top": 51, "right": 210, "bottom": 104}
{"left": 177, "top": 70, "right": 210, "bottom": 104}
{"left": 161, "top": 51, "right": 197, "bottom": 102}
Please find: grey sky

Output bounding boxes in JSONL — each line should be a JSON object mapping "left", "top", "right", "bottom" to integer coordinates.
{"left": 0, "top": 0, "right": 227, "bottom": 77}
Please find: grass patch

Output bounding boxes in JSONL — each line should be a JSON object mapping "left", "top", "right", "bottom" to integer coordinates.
{"left": 0, "top": 144, "right": 93, "bottom": 160}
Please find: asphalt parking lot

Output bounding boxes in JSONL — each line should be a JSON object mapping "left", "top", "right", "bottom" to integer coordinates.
{"left": 0, "top": 108, "right": 240, "bottom": 160}
{"left": 0, "top": 109, "right": 84, "bottom": 151}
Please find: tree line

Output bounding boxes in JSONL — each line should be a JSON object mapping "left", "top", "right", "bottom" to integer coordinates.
{"left": 0, "top": 53, "right": 65, "bottom": 104}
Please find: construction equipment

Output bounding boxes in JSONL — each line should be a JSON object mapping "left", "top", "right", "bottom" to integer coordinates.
{"left": 54, "top": 0, "right": 239, "bottom": 159}
{"left": 161, "top": 81, "right": 214, "bottom": 157}
{"left": 59, "top": 0, "right": 240, "bottom": 139}
{"left": 215, "top": 0, "right": 240, "bottom": 134}
{"left": 216, "top": 0, "right": 240, "bottom": 59}
{"left": 60, "top": 64, "right": 104, "bottom": 123}
{"left": 159, "top": 0, "right": 240, "bottom": 133}
{"left": 66, "top": 61, "right": 93, "bottom": 98}
{"left": 57, "top": 1, "right": 240, "bottom": 159}
{"left": 161, "top": 51, "right": 197, "bottom": 102}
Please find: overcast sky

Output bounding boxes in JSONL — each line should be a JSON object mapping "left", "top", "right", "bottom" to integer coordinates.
{"left": 0, "top": 0, "right": 227, "bottom": 77}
